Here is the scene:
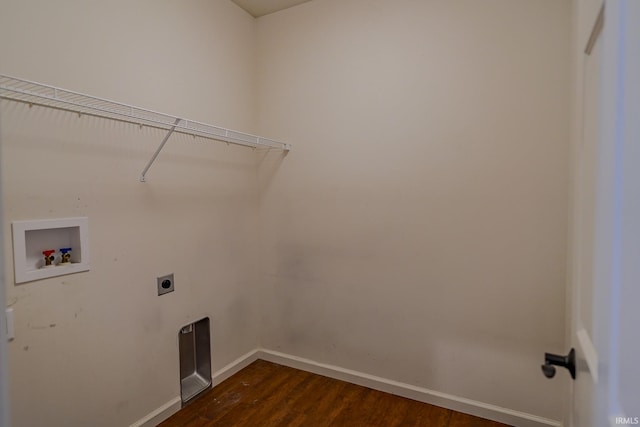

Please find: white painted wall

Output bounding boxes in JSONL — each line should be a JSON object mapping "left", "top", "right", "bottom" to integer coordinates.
{"left": 0, "top": 1, "right": 261, "bottom": 426}
{"left": 1, "top": 0, "right": 574, "bottom": 424}
{"left": 255, "top": 0, "right": 571, "bottom": 421}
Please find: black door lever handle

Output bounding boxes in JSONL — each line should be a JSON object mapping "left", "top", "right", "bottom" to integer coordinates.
{"left": 541, "top": 348, "right": 576, "bottom": 380}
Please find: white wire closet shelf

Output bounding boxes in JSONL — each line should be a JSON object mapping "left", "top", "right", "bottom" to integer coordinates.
{"left": 0, "top": 74, "right": 291, "bottom": 181}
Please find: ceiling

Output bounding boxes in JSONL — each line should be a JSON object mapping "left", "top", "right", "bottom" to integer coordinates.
{"left": 231, "top": 0, "right": 313, "bottom": 18}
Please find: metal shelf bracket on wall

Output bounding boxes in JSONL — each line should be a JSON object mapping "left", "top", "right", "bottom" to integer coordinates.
{"left": 140, "top": 118, "right": 182, "bottom": 183}
{"left": 0, "top": 74, "right": 291, "bottom": 182}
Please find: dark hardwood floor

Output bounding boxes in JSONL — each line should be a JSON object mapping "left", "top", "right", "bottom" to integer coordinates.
{"left": 159, "top": 360, "right": 512, "bottom": 427}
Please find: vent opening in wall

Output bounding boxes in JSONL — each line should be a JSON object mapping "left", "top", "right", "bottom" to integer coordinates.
{"left": 179, "top": 317, "right": 212, "bottom": 405}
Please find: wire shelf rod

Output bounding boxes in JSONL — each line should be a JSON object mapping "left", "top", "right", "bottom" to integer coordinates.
{"left": 0, "top": 74, "right": 291, "bottom": 171}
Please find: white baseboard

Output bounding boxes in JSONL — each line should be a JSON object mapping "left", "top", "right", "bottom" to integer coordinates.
{"left": 129, "top": 349, "right": 260, "bottom": 427}
{"left": 212, "top": 348, "right": 261, "bottom": 387}
{"left": 129, "top": 396, "right": 181, "bottom": 427}
{"left": 131, "top": 347, "right": 562, "bottom": 427}
{"left": 256, "top": 349, "right": 562, "bottom": 427}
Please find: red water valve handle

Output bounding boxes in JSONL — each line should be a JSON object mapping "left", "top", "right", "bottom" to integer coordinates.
{"left": 42, "top": 250, "right": 55, "bottom": 257}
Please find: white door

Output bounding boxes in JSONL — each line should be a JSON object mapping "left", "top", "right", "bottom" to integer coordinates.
{"left": 570, "top": 0, "right": 640, "bottom": 426}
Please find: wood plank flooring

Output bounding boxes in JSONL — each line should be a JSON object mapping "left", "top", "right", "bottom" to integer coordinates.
{"left": 159, "top": 360, "right": 512, "bottom": 427}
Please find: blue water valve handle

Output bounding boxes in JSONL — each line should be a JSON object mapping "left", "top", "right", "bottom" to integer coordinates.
{"left": 59, "top": 247, "right": 72, "bottom": 264}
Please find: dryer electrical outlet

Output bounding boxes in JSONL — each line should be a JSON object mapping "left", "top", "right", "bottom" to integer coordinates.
{"left": 157, "top": 273, "right": 174, "bottom": 296}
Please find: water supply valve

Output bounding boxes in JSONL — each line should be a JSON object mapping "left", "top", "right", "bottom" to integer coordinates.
{"left": 59, "top": 247, "right": 72, "bottom": 264}
{"left": 42, "top": 249, "right": 55, "bottom": 268}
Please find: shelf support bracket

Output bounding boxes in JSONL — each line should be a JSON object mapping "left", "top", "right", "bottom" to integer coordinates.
{"left": 140, "top": 118, "right": 182, "bottom": 182}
